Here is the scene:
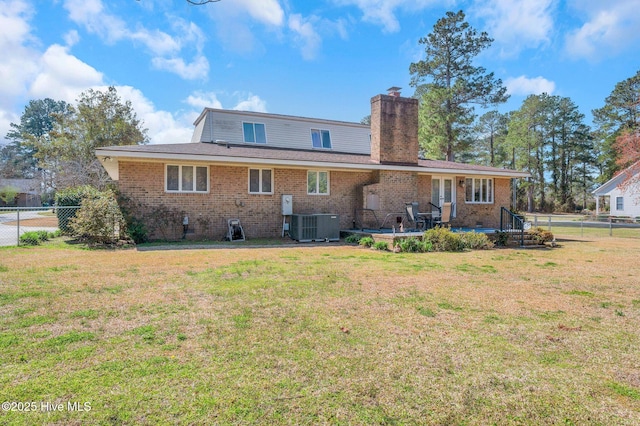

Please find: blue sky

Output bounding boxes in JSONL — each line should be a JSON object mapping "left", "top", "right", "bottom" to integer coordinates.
{"left": 1, "top": 0, "right": 639, "bottom": 145}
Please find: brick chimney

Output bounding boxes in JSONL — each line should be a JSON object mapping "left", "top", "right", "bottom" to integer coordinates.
{"left": 370, "top": 87, "right": 419, "bottom": 165}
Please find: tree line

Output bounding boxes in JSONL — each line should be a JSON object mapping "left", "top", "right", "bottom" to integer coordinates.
{"left": 1, "top": 10, "right": 639, "bottom": 213}
{"left": 409, "top": 10, "right": 639, "bottom": 213}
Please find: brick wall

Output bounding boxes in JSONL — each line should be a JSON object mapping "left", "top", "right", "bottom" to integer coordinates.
{"left": 118, "top": 161, "right": 373, "bottom": 240}
{"left": 370, "top": 95, "right": 419, "bottom": 165}
{"left": 454, "top": 177, "right": 512, "bottom": 229}
{"left": 118, "top": 161, "right": 514, "bottom": 238}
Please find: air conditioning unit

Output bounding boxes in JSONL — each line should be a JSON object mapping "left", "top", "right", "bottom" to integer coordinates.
{"left": 290, "top": 214, "right": 340, "bottom": 242}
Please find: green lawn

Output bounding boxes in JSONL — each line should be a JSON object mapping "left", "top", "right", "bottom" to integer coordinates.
{"left": 1, "top": 238, "right": 639, "bottom": 424}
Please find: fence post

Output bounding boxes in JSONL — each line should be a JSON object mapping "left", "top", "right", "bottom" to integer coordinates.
{"left": 548, "top": 216, "right": 551, "bottom": 231}
{"left": 16, "top": 208, "right": 20, "bottom": 246}
{"left": 609, "top": 217, "right": 612, "bottom": 237}
{"left": 581, "top": 219, "right": 583, "bottom": 237}
{"left": 534, "top": 214, "right": 538, "bottom": 227}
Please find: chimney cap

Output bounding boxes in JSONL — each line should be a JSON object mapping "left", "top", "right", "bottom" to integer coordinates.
{"left": 387, "top": 86, "right": 402, "bottom": 97}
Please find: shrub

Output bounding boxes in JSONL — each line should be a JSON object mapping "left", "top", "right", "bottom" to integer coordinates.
{"left": 20, "top": 231, "right": 43, "bottom": 245}
{"left": 19, "top": 230, "right": 54, "bottom": 246}
{"left": 0, "top": 185, "right": 19, "bottom": 206}
{"left": 423, "top": 227, "right": 465, "bottom": 252}
{"left": 372, "top": 241, "right": 388, "bottom": 251}
{"left": 358, "top": 236, "right": 374, "bottom": 248}
{"left": 344, "top": 234, "right": 362, "bottom": 244}
{"left": 395, "top": 237, "right": 429, "bottom": 253}
{"left": 527, "top": 227, "right": 554, "bottom": 244}
{"left": 69, "top": 189, "right": 127, "bottom": 244}
{"left": 494, "top": 231, "right": 509, "bottom": 247}
{"left": 459, "top": 231, "right": 494, "bottom": 250}
{"left": 55, "top": 186, "right": 101, "bottom": 234}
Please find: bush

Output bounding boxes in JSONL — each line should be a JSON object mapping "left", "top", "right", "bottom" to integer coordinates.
{"left": 423, "top": 227, "right": 465, "bottom": 252}
{"left": 55, "top": 186, "right": 101, "bottom": 234}
{"left": 459, "top": 231, "right": 494, "bottom": 250}
{"left": 344, "top": 234, "right": 362, "bottom": 244}
{"left": 395, "top": 237, "right": 430, "bottom": 253}
{"left": 69, "top": 189, "right": 127, "bottom": 245}
{"left": 358, "top": 236, "right": 374, "bottom": 248}
{"left": 494, "top": 231, "right": 509, "bottom": 247}
{"left": 19, "top": 230, "right": 54, "bottom": 246}
{"left": 527, "top": 227, "right": 554, "bottom": 244}
{"left": 372, "top": 241, "right": 388, "bottom": 251}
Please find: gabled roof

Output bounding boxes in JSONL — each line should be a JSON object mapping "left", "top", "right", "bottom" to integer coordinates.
{"left": 96, "top": 141, "right": 530, "bottom": 181}
{"left": 593, "top": 162, "right": 640, "bottom": 196}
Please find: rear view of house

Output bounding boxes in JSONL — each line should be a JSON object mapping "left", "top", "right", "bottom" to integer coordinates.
{"left": 96, "top": 90, "right": 528, "bottom": 240}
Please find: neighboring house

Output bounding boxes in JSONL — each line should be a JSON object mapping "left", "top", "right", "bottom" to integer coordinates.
{"left": 96, "top": 90, "right": 529, "bottom": 240}
{"left": 0, "top": 178, "right": 42, "bottom": 207}
{"left": 593, "top": 163, "right": 640, "bottom": 218}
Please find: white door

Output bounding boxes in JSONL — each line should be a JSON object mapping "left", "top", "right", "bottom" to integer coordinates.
{"left": 431, "top": 176, "right": 454, "bottom": 215}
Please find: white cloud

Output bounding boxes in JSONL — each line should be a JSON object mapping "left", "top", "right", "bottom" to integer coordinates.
{"left": 185, "top": 92, "right": 223, "bottom": 110}
{"left": 0, "top": 1, "right": 39, "bottom": 106}
{"left": 332, "top": 0, "right": 444, "bottom": 33}
{"left": 29, "top": 44, "right": 104, "bottom": 102}
{"left": 216, "top": 0, "right": 284, "bottom": 27}
{"left": 288, "top": 14, "right": 322, "bottom": 60}
{"left": 152, "top": 56, "right": 209, "bottom": 81}
{"left": 565, "top": 0, "right": 640, "bottom": 61}
{"left": 111, "top": 86, "right": 193, "bottom": 144}
{"left": 63, "top": 0, "right": 208, "bottom": 80}
{"left": 473, "top": 0, "right": 554, "bottom": 56}
{"left": 63, "top": 30, "right": 80, "bottom": 47}
{"left": 233, "top": 95, "right": 267, "bottom": 113}
{"left": 505, "top": 75, "right": 556, "bottom": 96}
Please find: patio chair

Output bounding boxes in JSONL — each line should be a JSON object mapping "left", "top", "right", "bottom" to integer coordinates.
{"left": 405, "top": 202, "right": 427, "bottom": 231}
{"left": 432, "top": 202, "right": 452, "bottom": 227}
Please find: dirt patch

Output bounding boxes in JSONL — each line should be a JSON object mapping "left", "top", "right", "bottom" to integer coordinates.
{"left": 4, "top": 217, "right": 58, "bottom": 227}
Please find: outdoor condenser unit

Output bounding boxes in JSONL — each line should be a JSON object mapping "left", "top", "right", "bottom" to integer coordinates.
{"left": 289, "top": 214, "right": 340, "bottom": 242}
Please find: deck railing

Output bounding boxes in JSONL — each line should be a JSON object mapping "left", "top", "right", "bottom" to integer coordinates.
{"left": 499, "top": 207, "right": 524, "bottom": 246}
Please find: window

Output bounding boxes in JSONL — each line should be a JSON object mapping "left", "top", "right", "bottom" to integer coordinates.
{"left": 616, "top": 196, "right": 624, "bottom": 211}
{"left": 307, "top": 171, "right": 329, "bottom": 195}
{"left": 248, "top": 168, "right": 273, "bottom": 194}
{"left": 243, "top": 122, "right": 267, "bottom": 144}
{"left": 465, "top": 177, "right": 493, "bottom": 203}
{"left": 166, "top": 165, "right": 208, "bottom": 193}
{"left": 311, "top": 129, "right": 332, "bottom": 149}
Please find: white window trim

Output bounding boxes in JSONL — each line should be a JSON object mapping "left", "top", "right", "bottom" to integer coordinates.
{"left": 310, "top": 128, "right": 332, "bottom": 149}
{"left": 242, "top": 122, "right": 267, "bottom": 144}
{"left": 307, "top": 170, "right": 330, "bottom": 195}
{"left": 165, "top": 164, "right": 209, "bottom": 193}
{"left": 615, "top": 196, "right": 624, "bottom": 211}
{"left": 248, "top": 168, "right": 274, "bottom": 195}
{"left": 464, "top": 177, "right": 494, "bottom": 204}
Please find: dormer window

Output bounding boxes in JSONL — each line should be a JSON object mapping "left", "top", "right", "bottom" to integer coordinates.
{"left": 311, "top": 129, "right": 332, "bottom": 149}
{"left": 243, "top": 122, "right": 267, "bottom": 144}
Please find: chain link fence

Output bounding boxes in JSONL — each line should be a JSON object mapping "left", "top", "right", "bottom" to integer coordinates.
{"left": 0, "top": 206, "right": 80, "bottom": 247}
{"left": 525, "top": 214, "right": 640, "bottom": 240}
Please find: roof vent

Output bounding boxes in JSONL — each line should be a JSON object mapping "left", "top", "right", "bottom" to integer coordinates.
{"left": 387, "top": 86, "right": 401, "bottom": 97}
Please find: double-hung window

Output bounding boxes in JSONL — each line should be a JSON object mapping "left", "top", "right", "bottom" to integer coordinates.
{"left": 616, "top": 196, "right": 624, "bottom": 211}
{"left": 248, "top": 168, "right": 273, "bottom": 194}
{"left": 166, "top": 165, "right": 208, "bottom": 193}
{"left": 243, "top": 122, "right": 267, "bottom": 144}
{"left": 307, "top": 171, "right": 329, "bottom": 195}
{"left": 311, "top": 129, "right": 332, "bottom": 149}
{"left": 465, "top": 177, "right": 493, "bottom": 203}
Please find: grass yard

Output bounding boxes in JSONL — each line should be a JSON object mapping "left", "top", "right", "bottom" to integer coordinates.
{"left": 1, "top": 237, "right": 640, "bottom": 424}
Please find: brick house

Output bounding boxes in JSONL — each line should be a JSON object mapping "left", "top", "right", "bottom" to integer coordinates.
{"left": 96, "top": 90, "right": 528, "bottom": 240}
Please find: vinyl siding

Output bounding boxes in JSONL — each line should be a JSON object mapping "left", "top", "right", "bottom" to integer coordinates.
{"left": 193, "top": 109, "right": 371, "bottom": 154}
